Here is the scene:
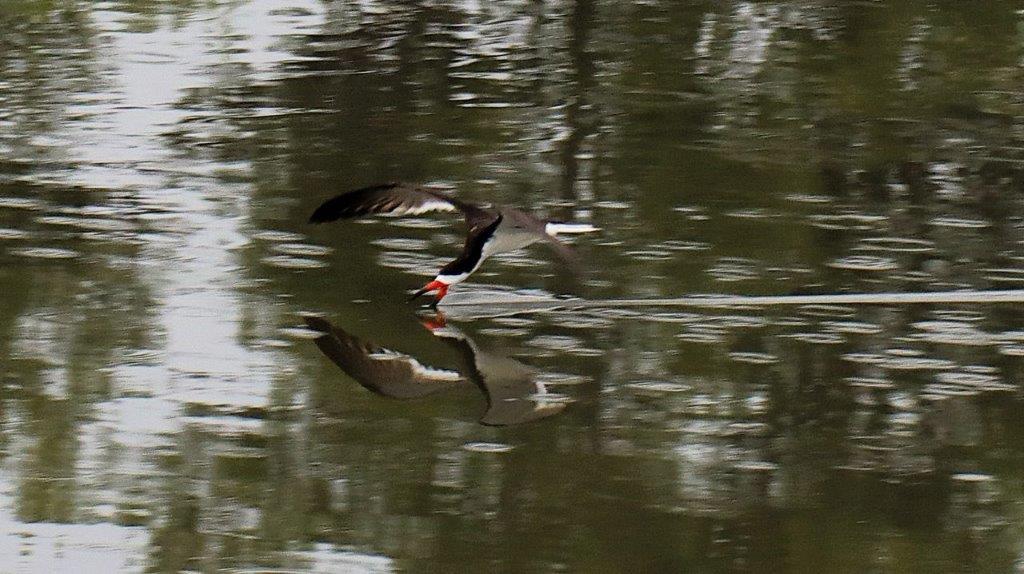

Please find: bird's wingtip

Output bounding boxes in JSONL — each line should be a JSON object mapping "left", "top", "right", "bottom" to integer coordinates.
{"left": 303, "top": 314, "right": 332, "bottom": 333}
{"left": 308, "top": 204, "right": 337, "bottom": 224}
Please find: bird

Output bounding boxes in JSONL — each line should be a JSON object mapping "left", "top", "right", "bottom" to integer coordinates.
{"left": 304, "top": 313, "right": 567, "bottom": 425}
{"left": 308, "top": 183, "right": 599, "bottom": 302}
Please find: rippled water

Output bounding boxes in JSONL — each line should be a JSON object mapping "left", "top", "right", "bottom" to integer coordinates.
{"left": 2, "top": 2, "right": 1024, "bottom": 572}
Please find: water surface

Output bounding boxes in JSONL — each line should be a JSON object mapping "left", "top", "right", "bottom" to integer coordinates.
{"left": 2, "top": 1, "right": 1024, "bottom": 572}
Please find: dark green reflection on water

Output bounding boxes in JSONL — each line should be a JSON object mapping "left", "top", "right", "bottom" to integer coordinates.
{"left": 1, "top": 1, "right": 1024, "bottom": 572}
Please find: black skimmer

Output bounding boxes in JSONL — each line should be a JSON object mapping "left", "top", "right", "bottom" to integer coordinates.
{"left": 309, "top": 183, "right": 598, "bottom": 302}
{"left": 304, "top": 314, "right": 567, "bottom": 426}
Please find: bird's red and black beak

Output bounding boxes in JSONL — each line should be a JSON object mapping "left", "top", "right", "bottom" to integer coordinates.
{"left": 409, "top": 280, "right": 449, "bottom": 303}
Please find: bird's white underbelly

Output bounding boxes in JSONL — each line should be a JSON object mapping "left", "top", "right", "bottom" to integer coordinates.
{"left": 436, "top": 228, "right": 538, "bottom": 285}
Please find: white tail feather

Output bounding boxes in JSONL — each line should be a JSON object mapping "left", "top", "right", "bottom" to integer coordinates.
{"left": 545, "top": 223, "right": 599, "bottom": 235}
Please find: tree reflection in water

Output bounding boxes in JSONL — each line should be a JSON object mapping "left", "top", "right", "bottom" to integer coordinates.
{"left": 0, "top": 1, "right": 1023, "bottom": 572}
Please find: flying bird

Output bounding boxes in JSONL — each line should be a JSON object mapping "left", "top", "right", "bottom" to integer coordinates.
{"left": 309, "top": 183, "right": 598, "bottom": 302}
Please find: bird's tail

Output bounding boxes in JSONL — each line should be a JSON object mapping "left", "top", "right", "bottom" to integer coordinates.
{"left": 545, "top": 222, "right": 599, "bottom": 235}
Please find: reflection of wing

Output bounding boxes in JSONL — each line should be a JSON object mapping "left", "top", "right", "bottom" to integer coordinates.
{"left": 429, "top": 323, "right": 566, "bottom": 426}
{"left": 473, "top": 350, "right": 566, "bottom": 426}
{"left": 305, "top": 315, "right": 463, "bottom": 399}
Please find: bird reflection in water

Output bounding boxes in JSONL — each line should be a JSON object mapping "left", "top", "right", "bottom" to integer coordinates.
{"left": 304, "top": 313, "right": 568, "bottom": 426}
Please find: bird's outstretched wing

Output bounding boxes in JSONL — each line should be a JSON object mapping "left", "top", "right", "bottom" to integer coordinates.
{"left": 539, "top": 233, "right": 582, "bottom": 268}
{"left": 540, "top": 221, "right": 598, "bottom": 269}
{"left": 309, "top": 183, "right": 489, "bottom": 223}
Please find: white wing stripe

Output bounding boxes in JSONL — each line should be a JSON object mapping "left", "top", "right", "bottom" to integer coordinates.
{"left": 367, "top": 351, "right": 462, "bottom": 381}
{"left": 409, "top": 361, "right": 462, "bottom": 381}
{"left": 401, "top": 200, "right": 459, "bottom": 215}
